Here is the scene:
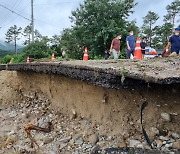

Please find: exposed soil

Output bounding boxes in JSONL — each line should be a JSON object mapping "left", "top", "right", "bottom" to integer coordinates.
{"left": 0, "top": 70, "right": 179, "bottom": 153}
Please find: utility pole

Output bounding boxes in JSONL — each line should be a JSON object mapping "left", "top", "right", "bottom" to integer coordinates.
{"left": 31, "top": 0, "right": 34, "bottom": 42}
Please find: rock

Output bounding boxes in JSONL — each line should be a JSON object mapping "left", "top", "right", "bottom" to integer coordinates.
{"left": 118, "top": 139, "right": 127, "bottom": 148}
{"left": 9, "top": 111, "right": 18, "bottom": 118}
{"left": 21, "top": 113, "right": 29, "bottom": 119}
{"left": 75, "top": 137, "right": 83, "bottom": 145}
{"left": 151, "top": 127, "right": 159, "bottom": 135}
{"left": 148, "top": 127, "right": 159, "bottom": 141}
{"left": 60, "top": 143, "right": 68, "bottom": 149}
{"left": 159, "top": 136, "right": 169, "bottom": 141}
{"left": 90, "top": 145, "right": 100, "bottom": 154}
{"left": 34, "top": 133, "right": 43, "bottom": 141}
{"left": 43, "top": 137, "right": 53, "bottom": 144}
{"left": 70, "top": 109, "right": 77, "bottom": 119}
{"left": 172, "top": 141, "right": 180, "bottom": 149}
{"left": 171, "top": 133, "right": 180, "bottom": 139}
{"left": 129, "top": 139, "right": 141, "bottom": 147}
{"left": 88, "top": 134, "right": 99, "bottom": 144}
{"left": 72, "top": 133, "right": 82, "bottom": 141}
{"left": 59, "top": 136, "right": 72, "bottom": 143}
{"left": 161, "top": 112, "right": 171, "bottom": 122}
{"left": 165, "top": 143, "right": 172, "bottom": 148}
{"left": 156, "top": 139, "right": 163, "bottom": 148}
{"left": 7, "top": 130, "right": 16, "bottom": 136}
{"left": 136, "top": 143, "right": 144, "bottom": 149}
{"left": 97, "top": 141, "right": 107, "bottom": 149}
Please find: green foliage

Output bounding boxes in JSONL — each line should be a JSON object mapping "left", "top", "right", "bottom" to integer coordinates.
{"left": 142, "top": 11, "right": 159, "bottom": 46}
{"left": 0, "top": 53, "right": 25, "bottom": 64}
{"left": 166, "top": 0, "right": 180, "bottom": 28}
{"left": 5, "top": 25, "right": 22, "bottom": 54}
{"left": 12, "top": 53, "right": 26, "bottom": 64}
{"left": 1, "top": 55, "right": 12, "bottom": 64}
{"left": 60, "top": 0, "right": 137, "bottom": 59}
{"left": 152, "top": 23, "right": 172, "bottom": 49}
{"left": 23, "top": 39, "right": 52, "bottom": 59}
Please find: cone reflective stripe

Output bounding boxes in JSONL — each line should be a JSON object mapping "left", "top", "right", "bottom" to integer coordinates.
{"left": 51, "top": 53, "right": 55, "bottom": 62}
{"left": 83, "top": 47, "right": 88, "bottom": 61}
{"left": 134, "top": 37, "right": 142, "bottom": 60}
{"left": 26, "top": 56, "right": 30, "bottom": 64}
{"left": 135, "top": 47, "right": 141, "bottom": 50}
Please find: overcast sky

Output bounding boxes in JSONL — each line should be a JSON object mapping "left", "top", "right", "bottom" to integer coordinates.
{"left": 0, "top": 0, "right": 178, "bottom": 43}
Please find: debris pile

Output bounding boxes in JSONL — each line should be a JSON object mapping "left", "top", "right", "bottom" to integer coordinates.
{"left": 0, "top": 91, "right": 179, "bottom": 154}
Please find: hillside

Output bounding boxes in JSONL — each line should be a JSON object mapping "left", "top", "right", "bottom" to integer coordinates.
{"left": 0, "top": 40, "right": 23, "bottom": 51}
{"left": 0, "top": 40, "right": 23, "bottom": 57}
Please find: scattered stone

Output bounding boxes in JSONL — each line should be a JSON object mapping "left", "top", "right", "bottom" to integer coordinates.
{"left": 161, "top": 113, "right": 171, "bottom": 122}
{"left": 59, "top": 136, "right": 72, "bottom": 143}
{"left": 75, "top": 137, "right": 83, "bottom": 145}
{"left": 118, "top": 139, "right": 127, "bottom": 148}
{"left": 149, "top": 127, "right": 159, "bottom": 141}
{"left": 9, "top": 111, "right": 18, "bottom": 118}
{"left": 156, "top": 139, "right": 163, "bottom": 148}
{"left": 70, "top": 109, "right": 77, "bottom": 119}
{"left": 172, "top": 141, "right": 180, "bottom": 149}
{"left": 129, "top": 139, "right": 141, "bottom": 147}
{"left": 165, "top": 143, "right": 172, "bottom": 148}
{"left": 159, "top": 136, "right": 169, "bottom": 141}
{"left": 21, "top": 113, "right": 29, "bottom": 119}
{"left": 34, "top": 133, "right": 44, "bottom": 141}
{"left": 90, "top": 145, "right": 100, "bottom": 154}
{"left": 151, "top": 127, "right": 159, "bottom": 136}
{"left": 7, "top": 130, "right": 16, "bottom": 136}
{"left": 43, "top": 137, "right": 53, "bottom": 144}
{"left": 88, "top": 134, "right": 99, "bottom": 144}
{"left": 171, "top": 133, "right": 179, "bottom": 139}
{"left": 60, "top": 143, "right": 68, "bottom": 149}
{"left": 136, "top": 143, "right": 144, "bottom": 149}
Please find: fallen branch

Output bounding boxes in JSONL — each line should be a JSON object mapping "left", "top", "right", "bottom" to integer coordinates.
{"left": 24, "top": 121, "right": 52, "bottom": 148}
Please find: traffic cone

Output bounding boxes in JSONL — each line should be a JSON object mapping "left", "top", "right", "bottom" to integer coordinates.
{"left": 83, "top": 47, "right": 88, "bottom": 61}
{"left": 134, "top": 37, "right": 142, "bottom": 60}
{"left": 51, "top": 53, "right": 55, "bottom": 62}
{"left": 26, "top": 56, "right": 30, "bottom": 64}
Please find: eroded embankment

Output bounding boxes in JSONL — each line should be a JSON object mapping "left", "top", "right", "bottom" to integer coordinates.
{"left": 0, "top": 70, "right": 180, "bottom": 133}
{"left": 0, "top": 70, "right": 180, "bottom": 153}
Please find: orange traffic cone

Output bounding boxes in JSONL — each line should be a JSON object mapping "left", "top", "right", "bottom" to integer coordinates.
{"left": 134, "top": 37, "right": 142, "bottom": 60}
{"left": 51, "top": 53, "right": 55, "bottom": 62}
{"left": 83, "top": 47, "right": 88, "bottom": 61}
{"left": 26, "top": 56, "right": 30, "bottom": 64}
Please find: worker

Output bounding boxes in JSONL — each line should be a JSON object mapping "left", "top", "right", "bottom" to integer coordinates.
{"left": 110, "top": 35, "right": 121, "bottom": 60}
{"left": 166, "top": 27, "right": 180, "bottom": 55}
{"left": 140, "top": 37, "right": 148, "bottom": 56}
{"left": 126, "top": 30, "right": 135, "bottom": 59}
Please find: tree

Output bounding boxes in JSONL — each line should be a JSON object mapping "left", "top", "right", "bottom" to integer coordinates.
{"left": 23, "top": 25, "right": 42, "bottom": 45}
{"left": 5, "top": 25, "right": 22, "bottom": 54}
{"left": 23, "top": 25, "right": 31, "bottom": 45}
{"left": 50, "top": 35, "right": 62, "bottom": 56}
{"left": 142, "top": 11, "right": 159, "bottom": 46}
{"left": 165, "top": 0, "right": 180, "bottom": 32}
{"left": 62, "top": 0, "right": 137, "bottom": 59}
{"left": 153, "top": 22, "right": 173, "bottom": 49}
{"left": 23, "top": 39, "right": 52, "bottom": 59}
